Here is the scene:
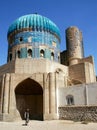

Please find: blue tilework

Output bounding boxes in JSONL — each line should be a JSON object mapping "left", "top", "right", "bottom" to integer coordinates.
{"left": 21, "top": 48, "right": 27, "bottom": 58}
{"left": 45, "top": 49, "right": 51, "bottom": 60}
{"left": 9, "top": 31, "right": 60, "bottom": 50}
{"left": 7, "top": 14, "right": 60, "bottom": 39}
{"left": 34, "top": 48, "right": 40, "bottom": 58}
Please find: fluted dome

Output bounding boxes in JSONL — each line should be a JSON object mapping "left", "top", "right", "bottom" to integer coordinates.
{"left": 7, "top": 14, "right": 61, "bottom": 63}
{"left": 7, "top": 14, "right": 60, "bottom": 38}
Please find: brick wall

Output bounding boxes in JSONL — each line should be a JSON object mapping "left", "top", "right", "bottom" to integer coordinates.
{"left": 59, "top": 106, "right": 97, "bottom": 122}
{"left": 69, "top": 63, "right": 86, "bottom": 83}
{"left": 78, "top": 56, "right": 94, "bottom": 64}
{"left": 69, "top": 62, "right": 96, "bottom": 84}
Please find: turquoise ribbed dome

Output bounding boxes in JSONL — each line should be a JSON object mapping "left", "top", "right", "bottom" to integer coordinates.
{"left": 7, "top": 14, "right": 60, "bottom": 38}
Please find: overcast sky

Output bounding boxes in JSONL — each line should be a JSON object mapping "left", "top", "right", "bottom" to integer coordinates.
{"left": 0, "top": 0, "right": 97, "bottom": 74}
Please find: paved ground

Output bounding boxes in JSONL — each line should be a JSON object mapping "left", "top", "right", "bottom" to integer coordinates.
{"left": 0, "top": 120, "right": 97, "bottom": 130}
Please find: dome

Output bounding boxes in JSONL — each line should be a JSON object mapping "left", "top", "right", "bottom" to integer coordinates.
{"left": 7, "top": 14, "right": 60, "bottom": 39}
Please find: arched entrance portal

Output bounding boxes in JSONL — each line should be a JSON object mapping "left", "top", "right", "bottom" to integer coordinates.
{"left": 15, "top": 78, "right": 43, "bottom": 120}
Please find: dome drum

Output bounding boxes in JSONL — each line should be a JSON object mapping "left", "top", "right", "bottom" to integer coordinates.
{"left": 8, "top": 45, "right": 60, "bottom": 62}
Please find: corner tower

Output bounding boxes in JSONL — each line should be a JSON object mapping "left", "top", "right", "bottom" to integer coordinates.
{"left": 7, "top": 14, "right": 60, "bottom": 62}
{"left": 66, "top": 26, "right": 84, "bottom": 65}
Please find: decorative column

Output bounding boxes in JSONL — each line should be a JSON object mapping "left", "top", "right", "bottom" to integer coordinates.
{"left": 55, "top": 72, "right": 59, "bottom": 115}
{"left": 49, "top": 72, "right": 56, "bottom": 115}
{"left": 0, "top": 74, "right": 5, "bottom": 113}
{"left": 85, "top": 84, "right": 89, "bottom": 105}
{"left": 3, "top": 73, "right": 10, "bottom": 113}
{"left": 9, "top": 74, "right": 16, "bottom": 113}
{"left": 43, "top": 73, "right": 49, "bottom": 118}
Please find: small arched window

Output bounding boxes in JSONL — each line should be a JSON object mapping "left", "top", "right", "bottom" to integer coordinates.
{"left": 58, "top": 56, "right": 60, "bottom": 62}
{"left": 40, "top": 49, "right": 44, "bottom": 58}
{"left": 17, "top": 50, "right": 21, "bottom": 58}
{"left": 28, "top": 49, "right": 32, "bottom": 58}
{"left": 19, "top": 37, "right": 23, "bottom": 42}
{"left": 66, "top": 95, "right": 74, "bottom": 105}
{"left": 9, "top": 53, "right": 12, "bottom": 61}
{"left": 51, "top": 52, "right": 54, "bottom": 60}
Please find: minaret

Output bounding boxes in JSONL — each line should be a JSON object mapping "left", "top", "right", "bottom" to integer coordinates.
{"left": 66, "top": 26, "right": 84, "bottom": 65}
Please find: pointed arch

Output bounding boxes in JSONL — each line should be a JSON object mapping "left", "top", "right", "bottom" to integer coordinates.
{"left": 9, "top": 53, "right": 12, "bottom": 61}
{"left": 40, "top": 49, "right": 45, "bottom": 58}
{"left": 28, "top": 49, "right": 32, "bottom": 58}
{"left": 51, "top": 52, "right": 54, "bottom": 60}
{"left": 66, "top": 95, "right": 74, "bottom": 105}
{"left": 15, "top": 78, "right": 43, "bottom": 120}
{"left": 17, "top": 50, "right": 21, "bottom": 58}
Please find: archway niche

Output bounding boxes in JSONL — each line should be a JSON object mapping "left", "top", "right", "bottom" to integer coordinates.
{"left": 15, "top": 78, "right": 43, "bottom": 120}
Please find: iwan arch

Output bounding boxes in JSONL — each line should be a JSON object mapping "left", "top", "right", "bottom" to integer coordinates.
{"left": 0, "top": 67, "right": 66, "bottom": 121}
{"left": 0, "top": 13, "right": 97, "bottom": 121}
{"left": 15, "top": 77, "right": 43, "bottom": 120}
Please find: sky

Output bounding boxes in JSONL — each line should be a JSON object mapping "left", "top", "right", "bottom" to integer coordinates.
{"left": 0, "top": 0, "right": 97, "bottom": 74}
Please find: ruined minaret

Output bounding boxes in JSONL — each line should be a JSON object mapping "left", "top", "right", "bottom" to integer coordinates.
{"left": 66, "top": 26, "right": 84, "bottom": 65}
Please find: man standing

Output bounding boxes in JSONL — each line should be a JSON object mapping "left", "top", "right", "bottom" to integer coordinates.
{"left": 24, "top": 109, "right": 30, "bottom": 126}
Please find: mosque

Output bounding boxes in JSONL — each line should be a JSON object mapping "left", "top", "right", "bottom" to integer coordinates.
{"left": 0, "top": 13, "right": 97, "bottom": 121}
